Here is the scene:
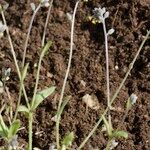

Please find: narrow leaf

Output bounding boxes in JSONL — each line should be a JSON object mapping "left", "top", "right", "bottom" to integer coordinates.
{"left": 32, "top": 86, "right": 55, "bottom": 110}
{"left": 21, "top": 63, "right": 29, "bottom": 81}
{"left": 62, "top": 132, "right": 74, "bottom": 148}
{"left": 18, "top": 105, "right": 29, "bottom": 113}
{"left": 8, "top": 120, "right": 20, "bottom": 139}
{"left": 102, "top": 115, "right": 112, "bottom": 137}
{"left": 0, "top": 115, "right": 8, "bottom": 138}
{"left": 112, "top": 130, "right": 128, "bottom": 139}
{"left": 57, "top": 96, "right": 71, "bottom": 116}
{"left": 41, "top": 41, "right": 52, "bottom": 58}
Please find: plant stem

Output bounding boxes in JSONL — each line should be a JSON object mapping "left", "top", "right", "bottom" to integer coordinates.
{"left": 105, "top": 139, "right": 112, "bottom": 150}
{"left": 56, "top": 1, "right": 80, "bottom": 149}
{"left": 31, "top": 41, "right": 52, "bottom": 108}
{"left": 1, "top": 9, "right": 21, "bottom": 79}
{"left": 102, "top": 19, "right": 110, "bottom": 109}
{"left": 22, "top": 4, "right": 41, "bottom": 68}
{"left": 28, "top": 112, "right": 33, "bottom": 150}
{"left": 42, "top": 0, "right": 53, "bottom": 47}
{"left": 31, "top": 50, "right": 43, "bottom": 108}
{"left": 1, "top": 8, "right": 30, "bottom": 115}
{"left": 78, "top": 30, "right": 150, "bottom": 150}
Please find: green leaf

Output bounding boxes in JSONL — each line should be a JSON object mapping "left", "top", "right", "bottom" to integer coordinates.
{"left": 0, "top": 115, "right": 8, "bottom": 138}
{"left": 111, "top": 130, "right": 128, "bottom": 139}
{"left": 102, "top": 115, "right": 113, "bottom": 137}
{"left": 31, "top": 86, "right": 55, "bottom": 110}
{"left": 62, "top": 132, "right": 74, "bottom": 148}
{"left": 126, "top": 97, "right": 132, "bottom": 111}
{"left": 8, "top": 120, "right": 20, "bottom": 140}
{"left": 41, "top": 41, "right": 52, "bottom": 58}
{"left": 21, "top": 63, "right": 29, "bottom": 81}
{"left": 57, "top": 96, "right": 71, "bottom": 116}
{"left": 18, "top": 105, "right": 29, "bottom": 113}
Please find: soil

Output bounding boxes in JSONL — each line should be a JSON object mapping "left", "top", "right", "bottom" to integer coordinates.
{"left": 0, "top": 0, "right": 150, "bottom": 149}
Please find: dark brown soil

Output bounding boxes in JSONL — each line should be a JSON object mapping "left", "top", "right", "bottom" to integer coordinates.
{"left": 0, "top": 0, "right": 150, "bottom": 149}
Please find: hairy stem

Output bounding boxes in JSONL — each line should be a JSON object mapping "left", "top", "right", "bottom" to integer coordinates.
{"left": 28, "top": 112, "right": 33, "bottom": 150}
{"left": 56, "top": 1, "right": 80, "bottom": 149}
{"left": 22, "top": 4, "right": 41, "bottom": 68}
{"left": 102, "top": 19, "right": 110, "bottom": 108}
{"left": 1, "top": 8, "right": 30, "bottom": 113}
{"left": 42, "top": 0, "right": 53, "bottom": 47}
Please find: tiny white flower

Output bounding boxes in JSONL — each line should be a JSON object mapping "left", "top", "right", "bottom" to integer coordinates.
{"left": 110, "top": 140, "right": 118, "bottom": 150}
{"left": 49, "top": 143, "right": 56, "bottom": 150}
{"left": 41, "top": 0, "right": 50, "bottom": 7}
{"left": 0, "top": 80, "right": 4, "bottom": 93}
{"left": 104, "top": 11, "right": 109, "bottom": 18}
{"left": 107, "top": 28, "right": 115, "bottom": 35}
{"left": 130, "top": 93, "right": 138, "bottom": 105}
{"left": 0, "top": 21, "right": 6, "bottom": 38}
{"left": 4, "top": 68, "right": 11, "bottom": 81}
{"left": 101, "top": 7, "right": 106, "bottom": 15}
{"left": 66, "top": 12, "right": 73, "bottom": 22}
{"left": 30, "top": 3, "right": 36, "bottom": 11}
{"left": 93, "top": 7, "right": 109, "bottom": 22}
{"left": 51, "top": 115, "right": 57, "bottom": 122}
{"left": 8, "top": 135, "right": 18, "bottom": 150}
{"left": 33, "top": 148, "right": 41, "bottom": 150}
{"left": 3, "top": 3, "right": 9, "bottom": 10}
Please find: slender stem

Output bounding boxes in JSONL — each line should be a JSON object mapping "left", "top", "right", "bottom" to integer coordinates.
{"left": 42, "top": 0, "right": 53, "bottom": 47}
{"left": 22, "top": 4, "right": 41, "bottom": 68}
{"left": 102, "top": 18, "right": 112, "bottom": 132}
{"left": 1, "top": 8, "right": 30, "bottom": 111}
{"left": 28, "top": 112, "right": 33, "bottom": 150}
{"left": 56, "top": 1, "right": 80, "bottom": 149}
{"left": 102, "top": 19, "right": 110, "bottom": 108}
{"left": 1, "top": 9, "right": 21, "bottom": 79}
{"left": 13, "top": 82, "right": 23, "bottom": 121}
{"left": 31, "top": 48, "right": 43, "bottom": 108}
{"left": 105, "top": 139, "right": 112, "bottom": 150}
{"left": 78, "top": 30, "right": 150, "bottom": 149}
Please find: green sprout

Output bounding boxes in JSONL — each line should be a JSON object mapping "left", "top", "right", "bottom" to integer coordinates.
{"left": 0, "top": 115, "right": 20, "bottom": 149}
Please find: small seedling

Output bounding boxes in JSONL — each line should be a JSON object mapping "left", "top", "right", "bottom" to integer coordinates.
{"left": 17, "top": 42, "right": 55, "bottom": 150}
{"left": 0, "top": 115, "right": 20, "bottom": 149}
{"left": 102, "top": 115, "right": 128, "bottom": 150}
{"left": 40, "top": 0, "right": 50, "bottom": 7}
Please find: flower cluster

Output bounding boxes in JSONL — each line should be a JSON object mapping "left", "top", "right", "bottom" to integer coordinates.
{"left": 93, "top": 7, "right": 109, "bottom": 22}
{"left": 130, "top": 93, "right": 137, "bottom": 105}
{"left": 92, "top": 7, "right": 115, "bottom": 35}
